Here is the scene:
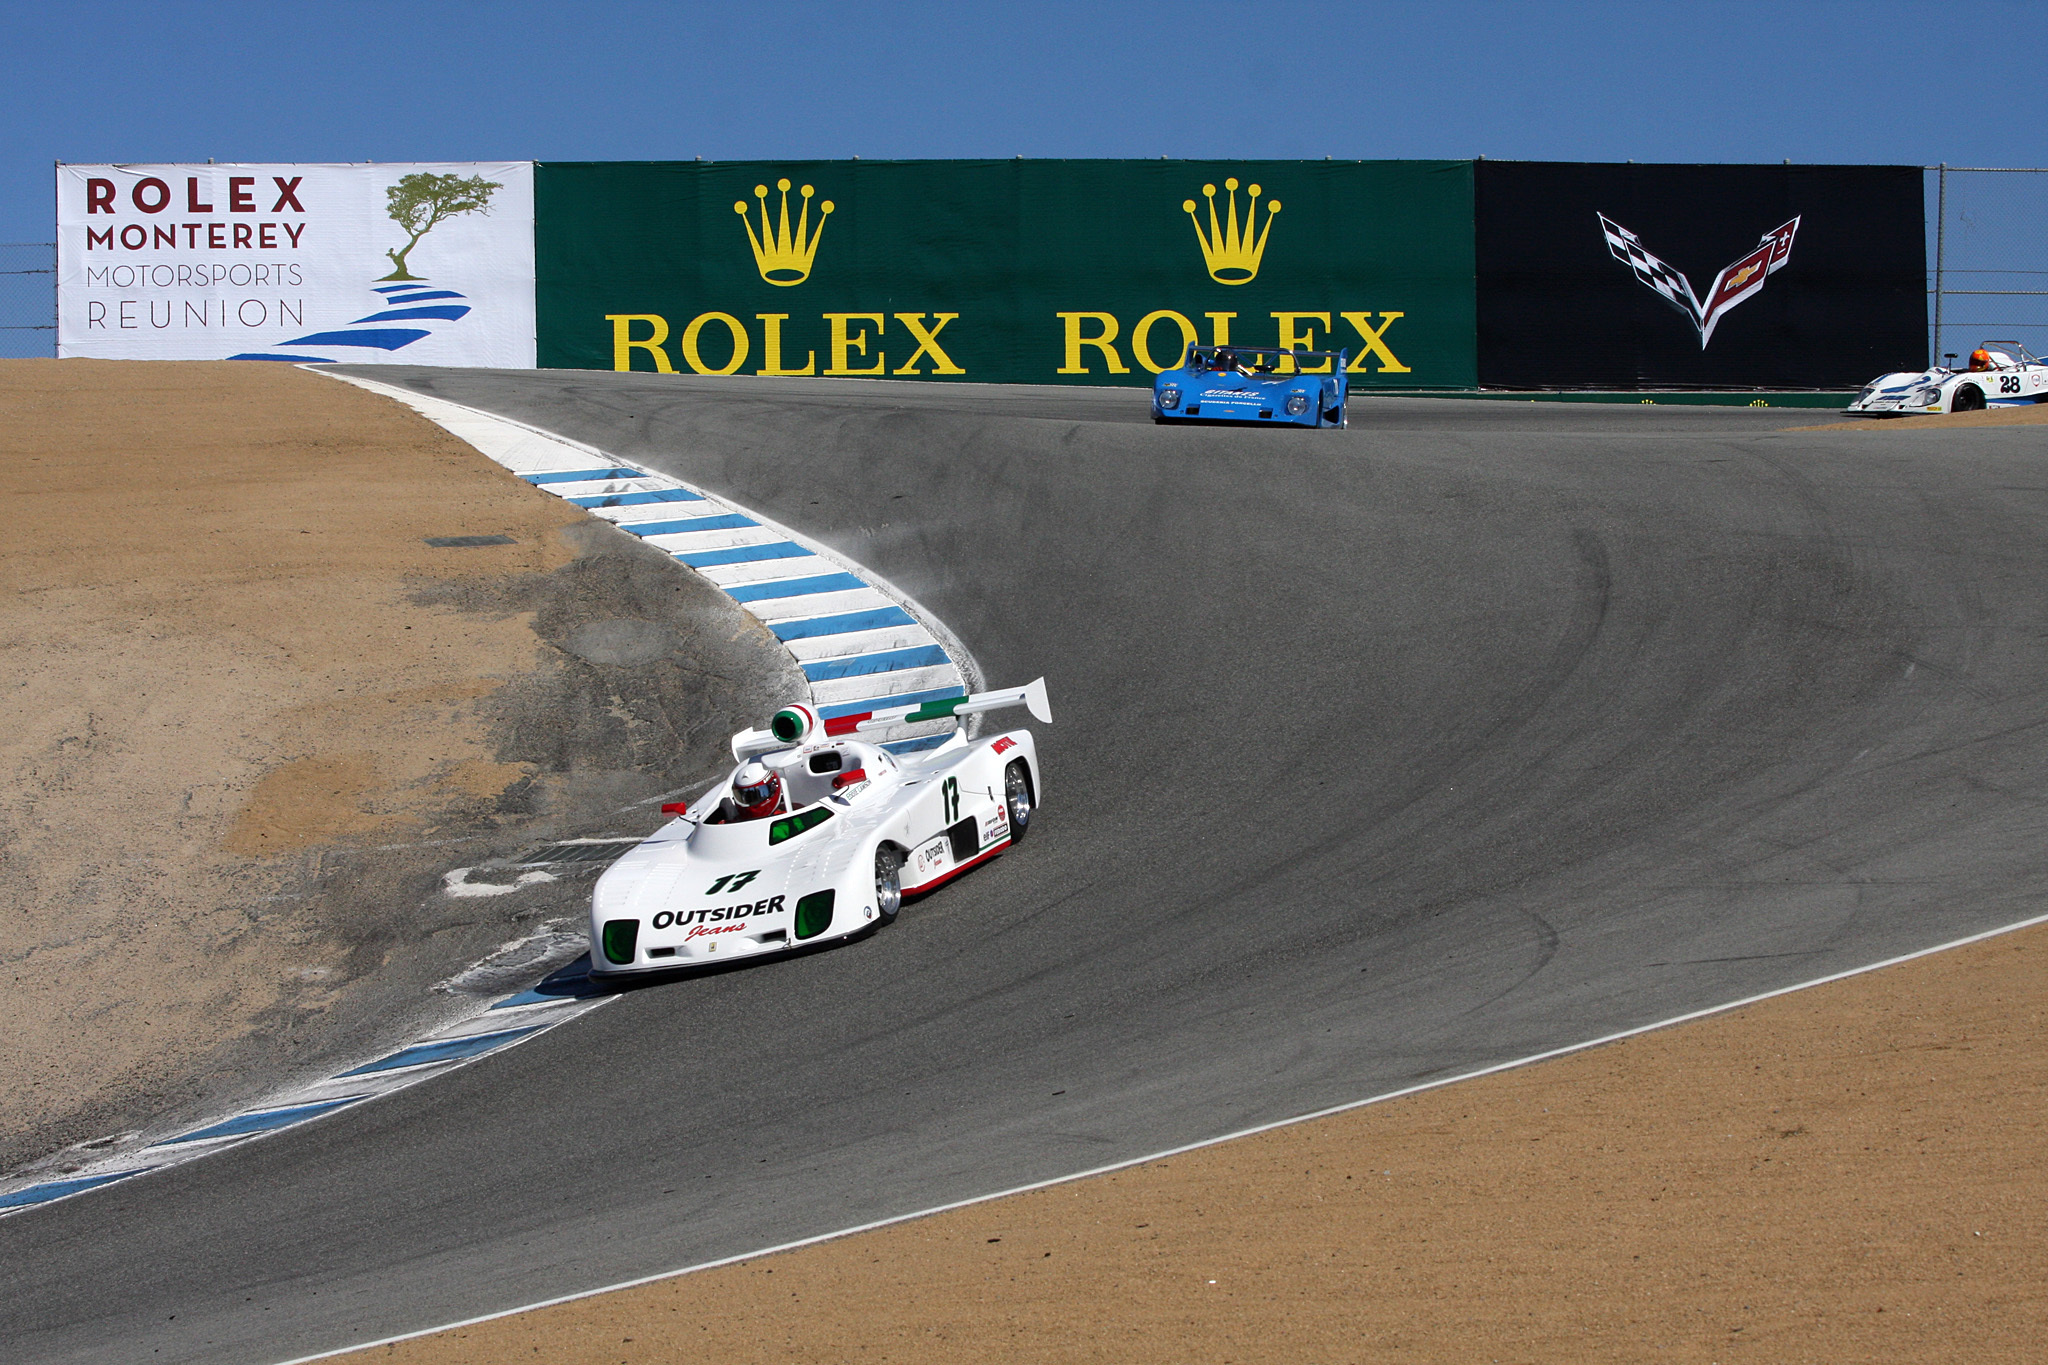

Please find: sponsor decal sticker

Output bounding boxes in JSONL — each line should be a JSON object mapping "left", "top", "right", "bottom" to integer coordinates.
{"left": 650, "top": 895, "right": 785, "bottom": 931}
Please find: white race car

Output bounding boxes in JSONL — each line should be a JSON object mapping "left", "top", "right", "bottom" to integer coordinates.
{"left": 587, "top": 680, "right": 1049, "bottom": 976}
{"left": 1845, "top": 340, "right": 2048, "bottom": 416}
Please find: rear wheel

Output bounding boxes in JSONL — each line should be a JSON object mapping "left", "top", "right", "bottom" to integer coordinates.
{"left": 874, "top": 847, "right": 903, "bottom": 923}
{"left": 1952, "top": 384, "right": 1986, "bottom": 412}
{"left": 1004, "top": 760, "right": 1035, "bottom": 844}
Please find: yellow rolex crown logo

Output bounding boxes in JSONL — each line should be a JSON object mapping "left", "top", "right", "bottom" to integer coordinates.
{"left": 734, "top": 178, "right": 834, "bottom": 286}
{"left": 1183, "top": 177, "right": 1280, "bottom": 285}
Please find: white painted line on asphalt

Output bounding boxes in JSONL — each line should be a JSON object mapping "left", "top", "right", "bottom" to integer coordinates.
{"left": 0, "top": 370, "right": 998, "bottom": 1220}
{"left": 271, "top": 906, "right": 2048, "bottom": 1365}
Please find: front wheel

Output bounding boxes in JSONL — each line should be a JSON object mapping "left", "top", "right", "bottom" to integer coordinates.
{"left": 1952, "top": 384, "right": 1986, "bottom": 413}
{"left": 874, "top": 847, "right": 903, "bottom": 923}
{"left": 1004, "top": 760, "right": 1035, "bottom": 844}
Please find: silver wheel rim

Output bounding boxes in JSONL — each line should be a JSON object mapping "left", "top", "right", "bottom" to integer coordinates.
{"left": 876, "top": 852, "right": 901, "bottom": 916}
{"left": 1006, "top": 767, "right": 1032, "bottom": 829}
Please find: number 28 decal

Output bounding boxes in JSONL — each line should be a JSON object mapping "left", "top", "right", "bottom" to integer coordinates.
{"left": 2000, "top": 374, "right": 2023, "bottom": 394}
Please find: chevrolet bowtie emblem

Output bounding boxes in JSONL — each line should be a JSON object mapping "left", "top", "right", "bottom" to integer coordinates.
{"left": 1599, "top": 213, "right": 1801, "bottom": 348}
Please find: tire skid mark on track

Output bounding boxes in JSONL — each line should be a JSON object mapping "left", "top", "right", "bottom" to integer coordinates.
{"left": 0, "top": 369, "right": 985, "bottom": 1224}
{"left": 0, "top": 975, "right": 611, "bottom": 1218}
{"left": 320, "top": 369, "right": 980, "bottom": 750}
{"left": 273, "top": 906, "right": 2048, "bottom": 1365}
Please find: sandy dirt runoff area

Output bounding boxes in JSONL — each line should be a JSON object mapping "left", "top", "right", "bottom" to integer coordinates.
{"left": 1791, "top": 402, "right": 2048, "bottom": 432}
{"left": 349, "top": 918, "right": 2046, "bottom": 1365}
{"left": 0, "top": 359, "right": 800, "bottom": 1173}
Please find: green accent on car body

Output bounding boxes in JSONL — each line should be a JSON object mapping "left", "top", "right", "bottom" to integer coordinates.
{"left": 769, "top": 805, "right": 835, "bottom": 846}
{"left": 601, "top": 919, "right": 639, "bottom": 965}
{"left": 771, "top": 708, "right": 809, "bottom": 742}
{"left": 794, "top": 889, "right": 836, "bottom": 940}
{"left": 903, "top": 695, "right": 969, "bottom": 723}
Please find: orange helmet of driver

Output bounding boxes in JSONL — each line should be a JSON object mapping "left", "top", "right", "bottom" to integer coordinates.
{"left": 1969, "top": 348, "right": 1993, "bottom": 371}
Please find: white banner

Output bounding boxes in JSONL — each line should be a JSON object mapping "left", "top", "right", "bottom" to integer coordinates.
{"left": 57, "top": 162, "right": 534, "bottom": 366}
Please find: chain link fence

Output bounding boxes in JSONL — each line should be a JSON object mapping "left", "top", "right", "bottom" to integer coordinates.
{"left": 0, "top": 242, "right": 55, "bottom": 359}
{"left": 1928, "top": 166, "right": 2047, "bottom": 367}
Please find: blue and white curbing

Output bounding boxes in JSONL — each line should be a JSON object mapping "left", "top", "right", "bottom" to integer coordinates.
{"left": 0, "top": 372, "right": 978, "bottom": 1219}
{"left": 0, "top": 971, "right": 611, "bottom": 1218}
{"left": 323, "top": 371, "right": 981, "bottom": 753}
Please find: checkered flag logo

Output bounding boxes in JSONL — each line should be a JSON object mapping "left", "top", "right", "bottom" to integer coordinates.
{"left": 1599, "top": 213, "right": 1801, "bottom": 348}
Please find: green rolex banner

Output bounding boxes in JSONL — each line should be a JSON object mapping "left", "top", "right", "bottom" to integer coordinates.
{"left": 533, "top": 159, "right": 1476, "bottom": 388}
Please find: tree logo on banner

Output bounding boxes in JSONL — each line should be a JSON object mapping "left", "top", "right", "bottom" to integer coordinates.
{"left": 1183, "top": 177, "right": 1281, "bottom": 285}
{"left": 736, "top": 179, "right": 835, "bottom": 286}
{"left": 1598, "top": 213, "right": 1800, "bottom": 348}
{"left": 379, "top": 172, "right": 502, "bottom": 281}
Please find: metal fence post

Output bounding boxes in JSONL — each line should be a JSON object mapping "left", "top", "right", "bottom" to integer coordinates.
{"left": 1932, "top": 163, "right": 1946, "bottom": 367}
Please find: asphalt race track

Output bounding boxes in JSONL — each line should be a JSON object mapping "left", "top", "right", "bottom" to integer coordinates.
{"left": 11, "top": 376, "right": 2048, "bottom": 1364}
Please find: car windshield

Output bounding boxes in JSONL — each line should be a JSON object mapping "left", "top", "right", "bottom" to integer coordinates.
{"left": 1187, "top": 346, "right": 1314, "bottom": 374}
{"left": 1981, "top": 340, "right": 2039, "bottom": 366}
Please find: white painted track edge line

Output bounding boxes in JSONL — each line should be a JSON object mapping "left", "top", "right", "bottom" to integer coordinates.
{"left": 268, "top": 906, "right": 2048, "bottom": 1365}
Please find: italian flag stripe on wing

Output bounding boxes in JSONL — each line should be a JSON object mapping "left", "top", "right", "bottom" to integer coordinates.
{"left": 820, "top": 680, "right": 1047, "bottom": 737}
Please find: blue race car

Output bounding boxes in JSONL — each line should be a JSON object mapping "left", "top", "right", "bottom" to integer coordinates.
{"left": 1152, "top": 344, "right": 1349, "bottom": 427}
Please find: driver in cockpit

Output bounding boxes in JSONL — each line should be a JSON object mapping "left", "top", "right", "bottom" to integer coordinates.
{"left": 726, "top": 760, "right": 785, "bottom": 821}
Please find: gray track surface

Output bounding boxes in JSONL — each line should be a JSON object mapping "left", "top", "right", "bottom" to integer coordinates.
{"left": 10, "top": 375, "right": 2048, "bottom": 1364}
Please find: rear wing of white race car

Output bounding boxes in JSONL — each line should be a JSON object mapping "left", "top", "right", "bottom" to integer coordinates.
{"left": 730, "top": 678, "right": 1052, "bottom": 760}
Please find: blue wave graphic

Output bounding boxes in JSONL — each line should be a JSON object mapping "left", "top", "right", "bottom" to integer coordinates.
{"left": 348, "top": 306, "right": 472, "bottom": 324}
{"left": 232, "top": 281, "right": 474, "bottom": 363}
{"left": 277, "top": 328, "right": 433, "bottom": 351}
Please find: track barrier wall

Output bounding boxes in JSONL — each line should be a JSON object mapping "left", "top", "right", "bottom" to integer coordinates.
{"left": 49, "top": 159, "right": 1967, "bottom": 388}
{"left": 53, "top": 162, "right": 536, "bottom": 366}
{"left": 532, "top": 158, "right": 1477, "bottom": 388}
{"left": 1476, "top": 162, "right": 1926, "bottom": 389}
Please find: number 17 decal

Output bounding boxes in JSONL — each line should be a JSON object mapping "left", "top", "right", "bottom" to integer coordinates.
{"left": 706, "top": 869, "right": 760, "bottom": 895}
{"left": 942, "top": 776, "right": 960, "bottom": 823}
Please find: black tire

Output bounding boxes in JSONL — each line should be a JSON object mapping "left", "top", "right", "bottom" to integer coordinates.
{"left": 1003, "top": 760, "right": 1035, "bottom": 844}
{"left": 874, "top": 846, "right": 903, "bottom": 923}
{"left": 1952, "top": 384, "right": 1986, "bottom": 413}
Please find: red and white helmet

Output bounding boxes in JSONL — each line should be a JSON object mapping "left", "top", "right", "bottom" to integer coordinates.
{"left": 732, "top": 760, "right": 782, "bottom": 818}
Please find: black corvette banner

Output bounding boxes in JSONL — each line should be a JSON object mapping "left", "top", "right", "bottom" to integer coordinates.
{"left": 1475, "top": 162, "right": 1925, "bottom": 389}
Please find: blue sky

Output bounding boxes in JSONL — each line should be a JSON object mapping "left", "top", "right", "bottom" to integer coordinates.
{"left": 3, "top": 0, "right": 2042, "bottom": 245}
